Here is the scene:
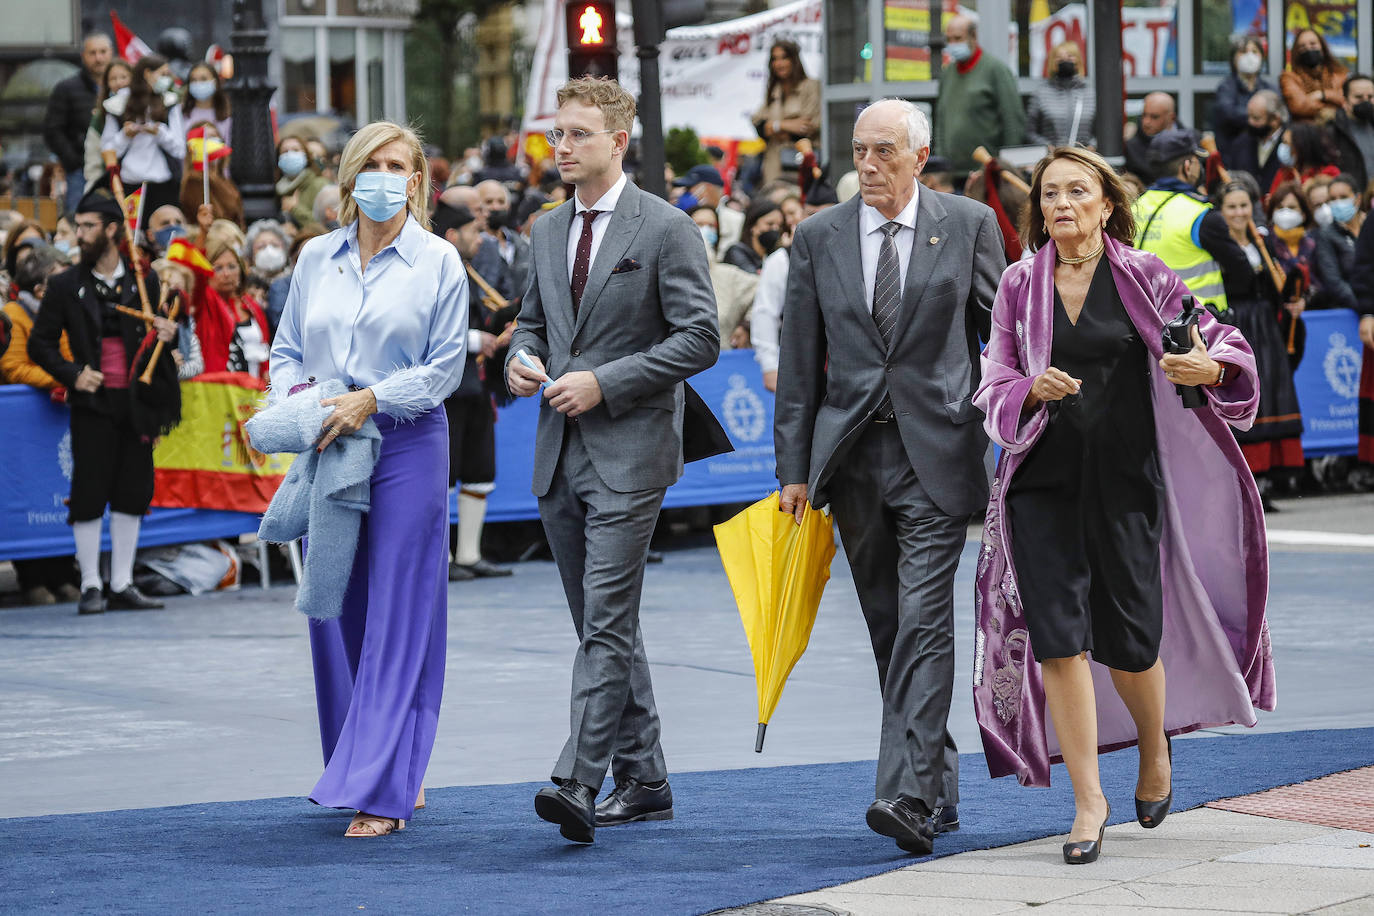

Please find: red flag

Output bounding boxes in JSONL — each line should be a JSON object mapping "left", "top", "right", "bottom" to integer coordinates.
{"left": 110, "top": 10, "right": 152, "bottom": 63}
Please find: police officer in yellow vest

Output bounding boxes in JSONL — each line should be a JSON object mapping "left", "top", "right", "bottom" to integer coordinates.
{"left": 1133, "top": 129, "right": 1250, "bottom": 312}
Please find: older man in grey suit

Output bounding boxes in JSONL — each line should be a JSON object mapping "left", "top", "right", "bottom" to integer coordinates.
{"left": 506, "top": 77, "right": 720, "bottom": 845}
{"left": 775, "top": 98, "right": 1002, "bottom": 856}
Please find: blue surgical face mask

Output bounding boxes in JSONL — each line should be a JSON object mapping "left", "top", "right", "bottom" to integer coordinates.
{"left": 153, "top": 224, "right": 186, "bottom": 252}
{"left": 278, "top": 150, "right": 308, "bottom": 176}
{"left": 946, "top": 42, "right": 972, "bottom": 63}
{"left": 1328, "top": 197, "right": 1358, "bottom": 224}
{"left": 53, "top": 238, "right": 73, "bottom": 257}
{"left": 700, "top": 225, "right": 718, "bottom": 249}
{"left": 1276, "top": 142, "right": 1293, "bottom": 166}
{"left": 189, "top": 80, "right": 217, "bottom": 101}
{"left": 352, "top": 170, "right": 414, "bottom": 223}
{"left": 154, "top": 74, "right": 175, "bottom": 94}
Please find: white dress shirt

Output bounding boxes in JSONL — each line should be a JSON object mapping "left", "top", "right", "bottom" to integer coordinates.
{"left": 269, "top": 215, "right": 469, "bottom": 416}
{"left": 101, "top": 107, "right": 186, "bottom": 185}
{"left": 859, "top": 182, "right": 921, "bottom": 311}
{"left": 750, "top": 247, "right": 791, "bottom": 374}
{"left": 567, "top": 172, "right": 629, "bottom": 281}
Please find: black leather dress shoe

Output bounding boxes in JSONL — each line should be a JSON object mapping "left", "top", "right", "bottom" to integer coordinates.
{"left": 595, "top": 779, "right": 674, "bottom": 826}
{"left": 77, "top": 587, "right": 106, "bottom": 615}
{"left": 106, "top": 586, "right": 163, "bottom": 611}
{"left": 453, "top": 558, "right": 513, "bottom": 578}
{"left": 447, "top": 562, "right": 476, "bottom": 582}
{"left": 866, "top": 797, "right": 934, "bottom": 856}
{"left": 534, "top": 781, "right": 596, "bottom": 843}
{"left": 933, "top": 804, "right": 959, "bottom": 834}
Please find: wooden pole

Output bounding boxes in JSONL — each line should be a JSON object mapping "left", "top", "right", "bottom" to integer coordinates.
{"left": 464, "top": 263, "right": 509, "bottom": 312}
{"left": 100, "top": 150, "right": 156, "bottom": 325}
{"left": 972, "top": 147, "right": 1031, "bottom": 195}
{"left": 138, "top": 288, "right": 180, "bottom": 386}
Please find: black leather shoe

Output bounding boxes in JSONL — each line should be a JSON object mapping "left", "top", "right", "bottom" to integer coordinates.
{"left": 534, "top": 781, "right": 596, "bottom": 843}
{"left": 1064, "top": 802, "right": 1110, "bottom": 864}
{"left": 447, "top": 562, "right": 476, "bottom": 582}
{"left": 1136, "top": 735, "right": 1173, "bottom": 829}
{"left": 595, "top": 779, "right": 673, "bottom": 826}
{"left": 453, "top": 558, "right": 513, "bottom": 578}
{"left": 77, "top": 587, "right": 106, "bottom": 615}
{"left": 106, "top": 586, "right": 163, "bottom": 611}
{"left": 866, "top": 797, "right": 934, "bottom": 856}
{"left": 932, "top": 804, "right": 959, "bottom": 834}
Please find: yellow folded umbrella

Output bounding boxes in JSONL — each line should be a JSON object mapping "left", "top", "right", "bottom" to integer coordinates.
{"left": 713, "top": 491, "right": 836, "bottom": 752}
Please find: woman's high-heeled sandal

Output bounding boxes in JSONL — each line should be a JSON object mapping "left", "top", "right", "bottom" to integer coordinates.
{"left": 1136, "top": 734, "right": 1173, "bottom": 829}
{"left": 345, "top": 814, "right": 405, "bottom": 838}
{"left": 1062, "top": 802, "right": 1110, "bottom": 865}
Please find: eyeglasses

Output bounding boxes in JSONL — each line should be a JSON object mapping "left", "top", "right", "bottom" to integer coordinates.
{"left": 545, "top": 128, "right": 616, "bottom": 147}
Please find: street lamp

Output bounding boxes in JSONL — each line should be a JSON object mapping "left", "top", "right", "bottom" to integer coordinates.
{"left": 226, "top": 0, "right": 280, "bottom": 223}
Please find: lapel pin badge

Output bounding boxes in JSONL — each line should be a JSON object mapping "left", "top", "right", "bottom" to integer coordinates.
{"left": 930, "top": 236, "right": 940, "bottom": 245}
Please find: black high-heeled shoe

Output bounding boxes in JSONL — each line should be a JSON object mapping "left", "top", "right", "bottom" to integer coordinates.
{"left": 1062, "top": 801, "right": 1110, "bottom": 865}
{"left": 1136, "top": 733, "right": 1173, "bottom": 829}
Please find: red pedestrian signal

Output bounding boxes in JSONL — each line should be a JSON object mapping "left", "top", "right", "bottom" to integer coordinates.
{"left": 566, "top": 0, "right": 618, "bottom": 79}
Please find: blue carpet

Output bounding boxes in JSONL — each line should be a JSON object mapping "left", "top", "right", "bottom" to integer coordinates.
{"left": 3, "top": 728, "right": 1371, "bottom": 914}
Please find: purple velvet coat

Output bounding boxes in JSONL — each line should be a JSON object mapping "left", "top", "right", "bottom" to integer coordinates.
{"left": 971, "top": 237, "right": 1277, "bottom": 787}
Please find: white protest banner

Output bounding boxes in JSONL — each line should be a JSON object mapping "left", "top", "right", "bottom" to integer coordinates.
{"left": 1017, "top": 2, "right": 1179, "bottom": 79}
{"left": 522, "top": 0, "right": 823, "bottom": 141}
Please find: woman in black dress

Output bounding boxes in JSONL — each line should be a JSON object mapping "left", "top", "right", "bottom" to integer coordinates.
{"left": 1006, "top": 150, "right": 1239, "bottom": 864}
{"left": 1214, "top": 179, "right": 1305, "bottom": 506}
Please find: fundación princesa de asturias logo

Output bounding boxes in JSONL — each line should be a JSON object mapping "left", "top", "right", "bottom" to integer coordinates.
{"left": 721, "top": 373, "right": 766, "bottom": 443}
{"left": 1324, "top": 333, "right": 1361, "bottom": 399}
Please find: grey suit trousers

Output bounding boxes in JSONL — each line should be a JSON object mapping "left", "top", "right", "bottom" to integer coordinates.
{"left": 828, "top": 422, "right": 966, "bottom": 808}
{"left": 539, "top": 423, "right": 669, "bottom": 789}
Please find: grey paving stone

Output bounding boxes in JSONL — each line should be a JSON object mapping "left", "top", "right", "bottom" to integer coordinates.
{"left": 1308, "top": 896, "right": 1374, "bottom": 914}
{"left": 773, "top": 892, "right": 1026, "bottom": 915}
{"left": 900, "top": 851, "right": 1194, "bottom": 882}
{"left": 1132, "top": 860, "right": 1374, "bottom": 895}
{"left": 1221, "top": 838, "right": 1374, "bottom": 870}
{"left": 1052, "top": 880, "right": 1366, "bottom": 913}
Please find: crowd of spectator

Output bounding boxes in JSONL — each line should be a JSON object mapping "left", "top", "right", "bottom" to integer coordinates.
{"left": 3, "top": 24, "right": 1374, "bottom": 607}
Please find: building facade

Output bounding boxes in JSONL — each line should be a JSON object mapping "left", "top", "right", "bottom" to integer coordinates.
{"left": 822, "top": 0, "right": 1374, "bottom": 171}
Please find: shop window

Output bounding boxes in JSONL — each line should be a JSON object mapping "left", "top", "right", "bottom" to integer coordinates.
{"left": 1197, "top": 0, "right": 1267, "bottom": 76}
{"left": 885, "top": 0, "right": 974, "bottom": 83}
{"left": 825, "top": 0, "right": 871, "bottom": 85}
{"left": 1282, "top": 0, "right": 1356, "bottom": 71}
{"left": 330, "top": 29, "right": 358, "bottom": 119}
{"left": 285, "top": 0, "right": 325, "bottom": 15}
{"left": 282, "top": 27, "right": 318, "bottom": 114}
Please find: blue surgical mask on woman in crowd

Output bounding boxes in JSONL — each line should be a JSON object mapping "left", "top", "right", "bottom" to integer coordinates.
{"left": 700, "top": 225, "right": 718, "bottom": 250}
{"left": 189, "top": 80, "right": 217, "bottom": 101}
{"left": 352, "top": 171, "right": 414, "bottom": 223}
{"left": 1328, "top": 197, "right": 1358, "bottom": 225}
{"left": 278, "top": 150, "right": 308, "bottom": 176}
{"left": 1276, "top": 142, "right": 1293, "bottom": 167}
{"left": 154, "top": 74, "right": 175, "bottom": 94}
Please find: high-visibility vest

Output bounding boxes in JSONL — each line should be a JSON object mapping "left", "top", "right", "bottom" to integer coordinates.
{"left": 1133, "top": 189, "right": 1229, "bottom": 311}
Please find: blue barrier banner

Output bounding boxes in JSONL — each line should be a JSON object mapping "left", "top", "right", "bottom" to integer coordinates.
{"left": 1295, "top": 309, "right": 1363, "bottom": 457}
{"left": 483, "top": 349, "right": 779, "bottom": 522}
{"left": 0, "top": 386, "right": 261, "bottom": 561}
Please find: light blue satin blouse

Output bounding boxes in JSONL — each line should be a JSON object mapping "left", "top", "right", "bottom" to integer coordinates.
{"left": 269, "top": 216, "right": 469, "bottom": 416}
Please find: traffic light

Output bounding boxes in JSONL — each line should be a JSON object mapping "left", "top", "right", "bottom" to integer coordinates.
{"left": 566, "top": 1, "right": 617, "bottom": 80}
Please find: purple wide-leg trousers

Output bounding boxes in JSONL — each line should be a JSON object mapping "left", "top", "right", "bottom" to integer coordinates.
{"left": 307, "top": 408, "right": 449, "bottom": 820}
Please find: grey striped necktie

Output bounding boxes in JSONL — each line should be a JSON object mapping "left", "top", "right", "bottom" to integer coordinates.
{"left": 872, "top": 221, "right": 902, "bottom": 420}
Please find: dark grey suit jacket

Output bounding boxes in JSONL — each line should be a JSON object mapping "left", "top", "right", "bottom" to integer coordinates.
{"left": 774, "top": 189, "right": 1001, "bottom": 517}
{"left": 507, "top": 181, "right": 720, "bottom": 496}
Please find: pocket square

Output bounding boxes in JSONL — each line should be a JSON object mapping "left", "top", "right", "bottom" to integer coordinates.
{"left": 611, "top": 258, "right": 643, "bottom": 274}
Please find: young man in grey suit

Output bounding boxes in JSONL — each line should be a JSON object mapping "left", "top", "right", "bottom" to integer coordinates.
{"left": 505, "top": 77, "right": 720, "bottom": 844}
{"left": 775, "top": 98, "right": 1002, "bottom": 856}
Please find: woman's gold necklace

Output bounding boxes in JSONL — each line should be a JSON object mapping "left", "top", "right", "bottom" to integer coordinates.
{"left": 1057, "top": 240, "right": 1104, "bottom": 265}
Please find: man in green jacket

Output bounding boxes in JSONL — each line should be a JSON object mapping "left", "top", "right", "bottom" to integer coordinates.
{"left": 933, "top": 16, "right": 1026, "bottom": 180}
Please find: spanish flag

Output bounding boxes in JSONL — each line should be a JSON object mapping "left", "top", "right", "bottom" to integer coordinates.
{"left": 152, "top": 373, "right": 293, "bottom": 514}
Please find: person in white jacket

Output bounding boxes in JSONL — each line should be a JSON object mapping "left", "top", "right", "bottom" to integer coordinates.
{"left": 100, "top": 54, "right": 185, "bottom": 213}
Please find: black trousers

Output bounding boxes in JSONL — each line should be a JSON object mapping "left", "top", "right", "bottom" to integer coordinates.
{"left": 68, "top": 394, "right": 155, "bottom": 523}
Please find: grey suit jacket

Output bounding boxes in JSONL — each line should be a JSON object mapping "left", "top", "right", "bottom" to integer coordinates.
{"left": 774, "top": 189, "right": 1001, "bottom": 517}
{"left": 507, "top": 181, "right": 721, "bottom": 496}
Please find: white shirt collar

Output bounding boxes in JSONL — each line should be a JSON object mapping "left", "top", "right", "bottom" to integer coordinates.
{"left": 860, "top": 181, "right": 921, "bottom": 236}
{"left": 575, "top": 172, "right": 628, "bottom": 215}
{"left": 91, "top": 259, "right": 127, "bottom": 286}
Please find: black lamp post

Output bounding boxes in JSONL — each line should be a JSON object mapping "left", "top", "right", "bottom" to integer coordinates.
{"left": 226, "top": 0, "right": 279, "bottom": 223}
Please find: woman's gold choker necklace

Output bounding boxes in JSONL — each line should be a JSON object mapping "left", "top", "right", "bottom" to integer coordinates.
{"left": 1057, "top": 241, "right": 1104, "bottom": 265}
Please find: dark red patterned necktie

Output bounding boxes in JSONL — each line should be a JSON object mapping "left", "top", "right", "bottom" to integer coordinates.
{"left": 570, "top": 209, "right": 602, "bottom": 315}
